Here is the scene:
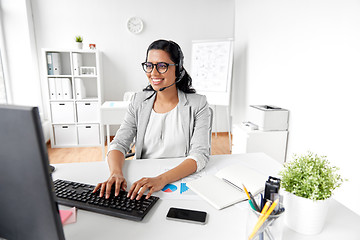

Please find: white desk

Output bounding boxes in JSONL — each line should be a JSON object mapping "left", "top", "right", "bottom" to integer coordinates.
{"left": 53, "top": 153, "right": 360, "bottom": 240}
{"left": 100, "top": 101, "right": 130, "bottom": 160}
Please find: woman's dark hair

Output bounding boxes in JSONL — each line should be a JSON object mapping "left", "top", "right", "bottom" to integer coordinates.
{"left": 143, "top": 39, "right": 196, "bottom": 93}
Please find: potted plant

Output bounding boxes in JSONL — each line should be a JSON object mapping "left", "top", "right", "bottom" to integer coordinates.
{"left": 75, "top": 35, "right": 83, "bottom": 49}
{"left": 279, "top": 152, "right": 345, "bottom": 235}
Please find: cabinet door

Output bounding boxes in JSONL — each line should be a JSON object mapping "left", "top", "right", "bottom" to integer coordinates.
{"left": 77, "top": 124, "right": 100, "bottom": 145}
{"left": 51, "top": 102, "right": 75, "bottom": 123}
{"left": 76, "top": 102, "right": 99, "bottom": 123}
{"left": 53, "top": 125, "right": 77, "bottom": 146}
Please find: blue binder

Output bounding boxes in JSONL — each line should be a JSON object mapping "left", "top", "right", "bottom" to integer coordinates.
{"left": 47, "top": 53, "right": 54, "bottom": 75}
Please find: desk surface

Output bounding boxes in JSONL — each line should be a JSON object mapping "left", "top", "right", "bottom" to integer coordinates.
{"left": 53, "top": 153, "right": 360, "bottom": 240}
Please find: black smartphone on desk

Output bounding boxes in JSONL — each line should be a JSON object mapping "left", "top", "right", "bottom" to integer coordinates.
{"left": 166, "top": 207, "right": 207, "bottom": 224}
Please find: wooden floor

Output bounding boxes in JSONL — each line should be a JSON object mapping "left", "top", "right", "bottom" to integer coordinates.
{"left": 47, "top": 132, "right": 232, "bottom": 164}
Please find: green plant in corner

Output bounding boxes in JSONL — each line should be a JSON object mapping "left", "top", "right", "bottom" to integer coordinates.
{"left": 75, "top": 35, "right": 83, "bottom": 43}
{"left": 279, "top": 151, "right": 345, "bottom": 201}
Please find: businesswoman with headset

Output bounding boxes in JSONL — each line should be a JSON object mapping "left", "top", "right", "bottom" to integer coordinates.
{"left": 94, "top": 40, "right": 212, "bottom": 200}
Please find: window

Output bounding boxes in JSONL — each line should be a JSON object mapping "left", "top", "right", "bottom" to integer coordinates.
{"left": 0, "top": 50, "right": 7, "bottom": 104}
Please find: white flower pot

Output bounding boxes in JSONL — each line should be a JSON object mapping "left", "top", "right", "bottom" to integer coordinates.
{"left": 76, "top": 42, "right": 83, "bottom": 49}
{"left": 283, "top": 191, "right": 330, "bottom": 235}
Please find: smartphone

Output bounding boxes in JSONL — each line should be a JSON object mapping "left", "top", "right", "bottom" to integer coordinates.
{"left": 166, "top": 207, "right": 207, "bottom": 224}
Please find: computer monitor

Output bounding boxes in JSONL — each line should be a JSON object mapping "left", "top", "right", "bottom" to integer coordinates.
{"left": 0, "top": 105, "right": 65, "bottom": 240}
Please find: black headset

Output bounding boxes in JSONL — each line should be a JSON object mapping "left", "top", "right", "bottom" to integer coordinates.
{"left": 168, "top": 40, "right": 185, "bottom": 81}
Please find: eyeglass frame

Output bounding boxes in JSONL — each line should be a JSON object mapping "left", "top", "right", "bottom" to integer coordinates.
{"left": 141, "top": 62, "right": 178, "bottom": 74}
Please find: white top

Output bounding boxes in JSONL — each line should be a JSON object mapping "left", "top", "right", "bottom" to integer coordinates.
{"left": 142, "top": 105, "right": 187, "bottom": 159}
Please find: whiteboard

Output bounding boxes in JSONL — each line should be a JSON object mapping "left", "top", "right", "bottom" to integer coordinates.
{"left": 191, "top": 39, "right": 233, "bottom": 106}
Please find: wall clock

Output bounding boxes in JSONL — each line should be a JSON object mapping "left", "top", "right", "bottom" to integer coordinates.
{"left": 127, "top": 17, "right": 144, "bottom": 34}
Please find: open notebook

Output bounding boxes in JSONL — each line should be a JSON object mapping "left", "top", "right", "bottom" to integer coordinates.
{"left": 187, "top": 163, "right": 268, "bottom": 210}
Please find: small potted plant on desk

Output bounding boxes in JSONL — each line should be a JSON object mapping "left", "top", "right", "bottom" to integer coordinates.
{"left": 279, "top": 151, "right": 345, "bottom": 235}
{"left": 75, "top": 35, "right": 83, "bottom": 49}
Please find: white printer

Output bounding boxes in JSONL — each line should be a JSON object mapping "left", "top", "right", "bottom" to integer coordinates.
{"left": 248, "top": 105, "right": 289, "bottom": 131}
{"left": 232, "top": 105, "right": 289, "bottom": 163}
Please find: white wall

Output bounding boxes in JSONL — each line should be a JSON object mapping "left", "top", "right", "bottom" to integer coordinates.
{"left": 31, "top": 0, "right": 235, "bottom": 132}
{"left": 233, "top": 0, "right": 360, "bottom": 215}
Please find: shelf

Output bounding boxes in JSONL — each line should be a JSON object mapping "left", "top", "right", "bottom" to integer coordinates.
{"left": 76, "top": 98, "right": 98, "bottom": 102}
{"left": 44, "top": 48, "right": 102, "bottom": 148}
{"left": 74, "top": 75, "right": 98, "bottom": 78}
{"left": 52, "top": 122, "right": 100, "bottom": 126}
{"left": 47, "top": 75, "right": 72, "bottom": 78}
{"left": 49, "top": 99, "right": 74, "bottom": 102}
{"left": 47, "top": 75, "right": 98, "bottom": 78}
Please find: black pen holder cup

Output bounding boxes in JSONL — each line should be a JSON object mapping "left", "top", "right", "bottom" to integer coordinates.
{"left": 246, "top": 203, "right": 285, "bottom": 240}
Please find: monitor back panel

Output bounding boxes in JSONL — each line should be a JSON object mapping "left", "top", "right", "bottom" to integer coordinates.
{"left": 0, "top": 105, "right": 65, "bottom": 240}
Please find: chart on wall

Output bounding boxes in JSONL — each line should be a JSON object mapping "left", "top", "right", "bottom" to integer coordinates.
{"left": 191, "top": 39, "right": 233, "bottom": 106}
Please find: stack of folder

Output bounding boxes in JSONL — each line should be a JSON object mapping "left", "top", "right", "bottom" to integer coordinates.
{"left": 48, "top": 78, "right": 72, "bottom": 100}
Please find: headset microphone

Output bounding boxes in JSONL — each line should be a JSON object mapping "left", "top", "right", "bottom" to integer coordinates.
{"left": 159, "top": 77, "right": 181, "bottom": 92}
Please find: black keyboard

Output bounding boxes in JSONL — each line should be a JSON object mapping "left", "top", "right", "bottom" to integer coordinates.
{"left": 53, "top": 179, "right": 159, "bottom": 221}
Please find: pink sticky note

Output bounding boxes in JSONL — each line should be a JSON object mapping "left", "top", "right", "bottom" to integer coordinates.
{"left": 59, "top": 210, "right": 72, "bottom": 224}
{"left": 65, "top": 207, "right": 77, "bottom": 225}
{"left": 59, "top": 207, "right": 77, "bottom": 225}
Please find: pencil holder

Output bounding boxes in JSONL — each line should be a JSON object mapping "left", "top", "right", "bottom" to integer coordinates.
{"left": 246, "top": 203, "right": 285, "bottom": 240}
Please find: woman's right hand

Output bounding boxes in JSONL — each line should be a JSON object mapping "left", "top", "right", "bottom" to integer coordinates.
{"left": 93, "top": 173, "right": 127, "bottom": 199}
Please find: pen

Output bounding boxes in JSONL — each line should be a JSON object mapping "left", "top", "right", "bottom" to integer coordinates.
{"left": 222, "top": 178, "right": 244, "bottom": 192}
{"left": 249, "top": 192, "right": 260, "bottom": 212}
{"left": 248, "top": 199, "right": 279, "bottom": 240}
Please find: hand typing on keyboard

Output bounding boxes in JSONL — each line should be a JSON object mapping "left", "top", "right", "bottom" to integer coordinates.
{"left": 127, "top": 176, "right": 167, "bottom": 200}
{"left": 93, "top": 173, "right": 127, "bottom": 199}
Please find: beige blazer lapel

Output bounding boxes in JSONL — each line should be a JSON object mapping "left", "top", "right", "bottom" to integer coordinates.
{"left": 135, "top": 92, "right": 155, "bottom": 159}
{"left": 178, "top": 90, "right": 190, "bottom": 154}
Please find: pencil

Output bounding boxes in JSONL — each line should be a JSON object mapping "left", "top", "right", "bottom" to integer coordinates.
{"left": 249, "top": 201, "right": 270, "bottom": 235}
{"left": 242, "top": 184, "right": 251, "bottom": 200}
{"left": 248, "top": 199, "right": 279, "bottom": 240}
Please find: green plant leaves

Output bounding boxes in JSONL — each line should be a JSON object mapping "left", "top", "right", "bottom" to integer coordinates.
{"left": 279, "top": 152, "right": 345, "bottom": 201}
{"left": 75, "top": 35, "right": 83, "bottom": 42}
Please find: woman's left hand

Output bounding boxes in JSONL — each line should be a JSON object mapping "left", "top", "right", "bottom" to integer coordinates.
{"left": 127, "top": 176, "right": 166, "bottom": 200}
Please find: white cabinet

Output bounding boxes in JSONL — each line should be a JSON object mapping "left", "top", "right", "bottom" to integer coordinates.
{"left": 43, "top": 49, "right": 103, "bottom": 148}
{"left": 50, "top": 102, "right": 75, "bottom": 123}
{"left": 53, "top": 125, "right": 77, "bottom": 146}
{"left": 232, "top": 123, "right": 288, "bottom": 164}
{"left": 76, "top": 102, "right": 99, "bottom": 123}
{"left": 77, "top": 124, "right": 100, "bottom": 145}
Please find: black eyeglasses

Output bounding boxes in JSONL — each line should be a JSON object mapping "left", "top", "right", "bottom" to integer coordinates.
{"left": 141, "top": 62, "right": 178, "bottom": 74}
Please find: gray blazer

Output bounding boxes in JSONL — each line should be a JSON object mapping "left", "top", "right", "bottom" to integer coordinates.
{"left": 108, "top": 89, "right": 211, "bottom": 172}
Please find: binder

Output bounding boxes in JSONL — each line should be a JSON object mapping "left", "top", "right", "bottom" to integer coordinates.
{"left": 48, "top": 78, "right": 57, "bottom": 100}
{"left": 72, "top": 53, "right": 82, "bottom": 75}
{"left": 46, "top": 53, "right": 54, "bottom": 75}
{"left": 52, "top": 53, "right": 62, "bottom": 75}
{"left": 74, "top": 78, "right": 86, "bottom": 99}
{"left": 55, "top": 78, "right": 63, "bottom": 99}
{"left": 61, "top": 78, "right": 73, "bottom": 100}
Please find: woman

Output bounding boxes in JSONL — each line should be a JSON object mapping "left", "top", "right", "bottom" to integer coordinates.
{"left": 94, "top": 40, "right": 211, "bottom": 200}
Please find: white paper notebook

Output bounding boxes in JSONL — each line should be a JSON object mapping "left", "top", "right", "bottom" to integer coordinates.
{"left": 187, "top": 163, "right": 267, "bottom": 209}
